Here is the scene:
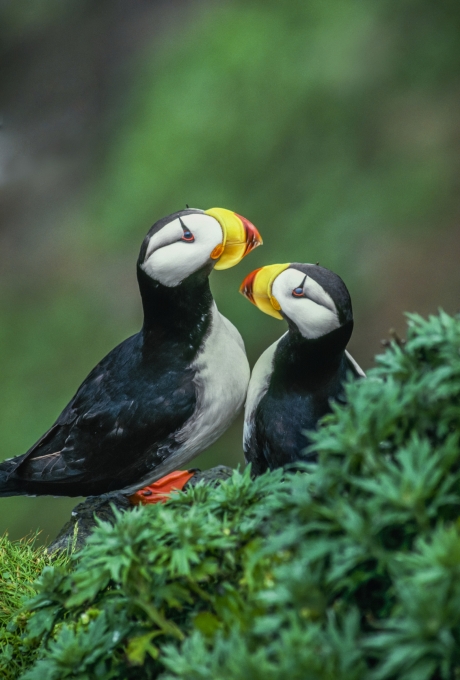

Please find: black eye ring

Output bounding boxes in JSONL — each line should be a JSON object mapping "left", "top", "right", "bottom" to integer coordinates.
{"left": 181, "top": 230, "right": 195, "bottom": 242}
{"left": 292, "top": 287, "right": 304, "bottom": 297}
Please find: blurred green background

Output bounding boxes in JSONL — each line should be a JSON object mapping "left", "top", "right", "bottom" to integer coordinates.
{"left": 0, "top": 0, "right": 459, "bottom": 543}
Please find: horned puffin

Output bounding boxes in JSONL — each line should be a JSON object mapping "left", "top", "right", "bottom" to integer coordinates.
{"left": 239, "top": 263, "right": 365, "bottom": 475}
{"left": 0, "top": 208, "right": 262, "bottom": 497}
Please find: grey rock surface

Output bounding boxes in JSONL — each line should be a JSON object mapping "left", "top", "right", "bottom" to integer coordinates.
{"left": 47, "top": 466, "right": 234, "bottom": 554}
{"left": 184, "top": 465, "right": 233, "bottom": 489}
{"left": 47, "top": 493, "right": 131, "bottom": 554}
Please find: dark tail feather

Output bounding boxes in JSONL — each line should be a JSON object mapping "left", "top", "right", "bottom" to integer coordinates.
{"left": 0, "top": 457, "right": 25, "bottom": 497}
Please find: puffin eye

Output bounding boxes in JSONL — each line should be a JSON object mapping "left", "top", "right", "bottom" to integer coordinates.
{"left": 181, "top": 230, "right": 195, "bottom": 242}
{"left": 292, "top": 286, "right": 304, "bottom": 297}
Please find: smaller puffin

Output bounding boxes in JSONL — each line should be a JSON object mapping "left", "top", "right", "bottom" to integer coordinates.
{"left": 239, "top": 263, "right": 365, "bottom": 475}
{"left": 0, "top": 207, "right": 262, "bottom": 498}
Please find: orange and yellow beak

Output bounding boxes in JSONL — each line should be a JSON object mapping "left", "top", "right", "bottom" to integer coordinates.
{"left": 205, "top": 208, "right": 263, "bottom": 270}
{"left": 239, "top": 263, "right": 291, "bottom": 320}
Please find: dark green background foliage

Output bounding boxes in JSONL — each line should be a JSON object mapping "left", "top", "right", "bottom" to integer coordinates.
{"left": 1, "top": 0, "right": 460, "bottom": 541}
{"left": 0, "top": 310, "right": 457, "bottom": 679}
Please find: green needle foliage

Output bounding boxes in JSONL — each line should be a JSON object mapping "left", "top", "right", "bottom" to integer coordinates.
{"left": 4, "top": 310, "right": 460, "bottom": 679}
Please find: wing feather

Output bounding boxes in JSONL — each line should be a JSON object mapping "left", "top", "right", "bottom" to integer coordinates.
{"left": 12, "top": 333, "right": 196, "bottom": 493}
{"left": 345, "top": 350, "right": 366, "bottom": 377}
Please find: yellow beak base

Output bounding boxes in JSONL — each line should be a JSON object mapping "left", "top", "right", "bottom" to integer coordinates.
{"left": 205, "top": 207, "right": 262, "bottom": 270}
{"left": 240, "top": 263, "right": 290, "bottom": 320}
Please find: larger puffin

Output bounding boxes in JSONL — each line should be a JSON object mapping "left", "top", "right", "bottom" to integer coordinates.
{"left": 240, "top": 263, "right": 365, "bottom": 475}
{"left": 0, "top": 208, "right": 262, "bottom": 497}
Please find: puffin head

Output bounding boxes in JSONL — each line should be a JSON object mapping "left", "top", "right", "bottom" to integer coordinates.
{"left": 240, "top": 263, "right": 352, "bottom": 340}
{"left": 138, "top": 208, "right": 262, "bottom": 287}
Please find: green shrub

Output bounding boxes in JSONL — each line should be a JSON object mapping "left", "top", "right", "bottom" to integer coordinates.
{"left": 8, "top": 310, "right": 460, "bottom": 679}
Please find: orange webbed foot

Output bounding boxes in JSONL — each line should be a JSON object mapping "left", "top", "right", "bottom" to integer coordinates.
{"left": 129, "top": 469, "right": 196, "bottom": 505}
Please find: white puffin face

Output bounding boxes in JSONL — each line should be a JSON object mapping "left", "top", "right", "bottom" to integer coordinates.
{"left": 272, "top": 268, "right": 340, "bottom": 339}
{"left": 140, "top": 213, "right": 223, "bottom": 287}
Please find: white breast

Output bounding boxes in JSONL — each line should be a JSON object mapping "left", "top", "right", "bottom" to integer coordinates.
{"left": 243, "top": 334, "right": 284, "bottom": 458}
{"left": 175, "top": 303, "right": 250, "bottom": 457}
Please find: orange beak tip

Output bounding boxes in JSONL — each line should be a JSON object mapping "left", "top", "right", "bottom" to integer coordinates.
{"left": 235, "top": 213, "right": 263, "bottom": 255}
{"left": 239, "top": 268, "right": 261, "bottom": 304}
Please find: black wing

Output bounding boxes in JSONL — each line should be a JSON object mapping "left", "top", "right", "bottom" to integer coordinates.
{"left": 245, "top": 351, "right": 365, "bottom": 476}
{"left": 5, "top": 333, "right": 196, "bottom": 496}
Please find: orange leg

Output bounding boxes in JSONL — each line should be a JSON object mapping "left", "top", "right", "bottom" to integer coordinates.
{"left": 129, "top": 469, "right": 196, "bottom": 505}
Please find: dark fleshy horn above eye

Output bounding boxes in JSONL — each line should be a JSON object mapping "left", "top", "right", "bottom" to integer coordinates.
{"left": 179, "top": 217, "right": 195, "bottom": 242}
{"left": 292, "top": 275, "right": 307, "bottom": 297}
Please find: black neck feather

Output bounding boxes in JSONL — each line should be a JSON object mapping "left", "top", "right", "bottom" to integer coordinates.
{"left": 272, "top": 320, "right": 354, "bottom": 390}
{"left": 136, "top": 266, "right": 213, "bottom": 351}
